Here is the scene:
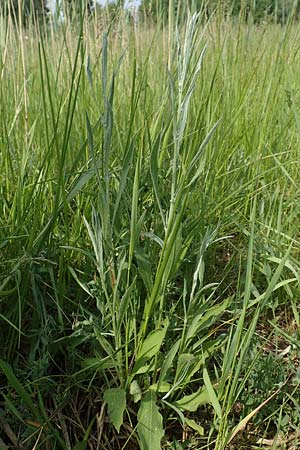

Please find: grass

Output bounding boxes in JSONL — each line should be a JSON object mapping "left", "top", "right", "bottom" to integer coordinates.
{"left": 1, "top": 3, "right": 300, "bottom": 449}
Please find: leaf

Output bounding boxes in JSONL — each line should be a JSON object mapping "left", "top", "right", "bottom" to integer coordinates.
{"left": 137, "top": 392, "right": 164, "bottom": 450}
{"left": 103, "top": 388, "right": 126, "bottom": 433}
{"left": 72, "top": 442, "right": 88, "bottom": 450}
{"left": 86, "top": 54, "right": 93, "bottom": 88}
{"left": 203, "top": 367, "right": 222, "bottom": 419}
{"left": 80, "top": 356, "right": 118, "bottom": 371}
{"left": 117, "top": 278, "right": 137, "bottom": 333}
{"left": 158, "top": 340, "right": 180, "bottom": 386}
{"left": 260, "top": 243, "right": 293, "bottom": 310}
{"left": 130, "top": 380, "right": 142, "bottom": 403}
{"left": 266, "top": 256, "right": 299, "bottom": 282}
{"left": 132, "top": 319, "right": 169, "bottom": 375}
{"left": 184, "top": 418, "right": 204, "bottom": 436}
{"left": 135, "top": 247, "right": 153, "bottom": 294}
{"left": 150, "top": 132, "right": 166, "bottom": 228}
{"left": 0, "top": 359, "right": 40, "bottom": 420}
{"left": 128, "top": 149, "right": 141, "bottom": 272}
{"left": 174, "top": 386, "right": 209, "bottom": 412}
{"left": 174, "top": 353, "right": 199, "bottom": 385}
{"left": 142, "top": 231, "right": 164, "bottom": 248}
{"left": 133, "top": 361, "right": 155, "bottom": 375}
{"left": 149, "top": 383, "right": 171, "bottom": 393}
{"left": 72, "top": 417, "right": 95, "bottom": 450}
{"left": 112, "top": 138, "right": 135, "bottom": 230}
{"left": 186, "top": 120, "right": 220, "bottom": 188}
{"left": 185, "top": 299, "right": 229, "bottom": 343}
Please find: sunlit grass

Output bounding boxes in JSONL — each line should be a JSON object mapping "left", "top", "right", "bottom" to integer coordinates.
{"left": 0, "top": 5, "right": 300, "bottom": 449}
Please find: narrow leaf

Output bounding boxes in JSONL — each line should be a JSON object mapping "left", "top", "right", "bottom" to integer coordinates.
{"left": 203, "top": 367, "right": 222, "bottom": 419}
{"left": 0, "top": 359, "right": 40, "bottom": 420}
{"left": 185, "top": 418, "right": 204, "bottom": 436}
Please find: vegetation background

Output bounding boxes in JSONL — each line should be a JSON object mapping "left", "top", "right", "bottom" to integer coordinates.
{"left": 4, "top": 0, "right": 300, "bottom": 23}
{"left": 142, "top": 0, "right": 300, "bottom": 23}
{"left": 1, "top": 1, "right": 300, "bottom": 449}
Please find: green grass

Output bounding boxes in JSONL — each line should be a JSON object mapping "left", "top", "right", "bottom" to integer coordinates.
{"left": 1, "top": 5, "right": 300, "bottom": 450}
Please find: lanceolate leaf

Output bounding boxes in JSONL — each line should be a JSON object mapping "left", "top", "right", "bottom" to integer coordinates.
{"left": 174, "top": 386, "right": 210, "bottom": 412}
{"left": 184, "top": 418, "right": 204, "bottom": 436}
{"left": 132, "top": 319, "right": 169, "bottom": 375}
{"left": 137, "top": 392, "right": 164, "bottom": 450}
{"left": 203, "top": 367, "right": 222, "bottom": 419}
{"left": 158, "top": 340, "right": 180, "bottom": 387}
{"left": 103, "top": 388, "right": 126, "bottom": 433}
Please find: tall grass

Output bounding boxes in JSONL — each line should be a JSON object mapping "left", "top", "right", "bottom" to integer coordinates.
{"left": 1, "top": 3, "right": 300, "bottom": 449}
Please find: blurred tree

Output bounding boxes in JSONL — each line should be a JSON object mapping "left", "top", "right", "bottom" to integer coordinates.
{"left": 1, "top": 0, "right": 47, "bottom": 24}
{"left": 140, "top": 0, "right": 300, "bottom": 24}
{"left": 2, "top": 0, "right": 299, "bottom": 24}
{"left": 1, "top": 0, "right": 97, "bottom": 23}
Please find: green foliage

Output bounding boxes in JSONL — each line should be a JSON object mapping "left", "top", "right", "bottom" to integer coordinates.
{"left": 174, "top": 387, "right": 210, "bottom": 412}
{"left": 0, "top": 0, "right": 95, "bottom": 23}
{"left": 137, "top": 391, "right": 164, "bottom": 450}
{"left": 140, "top": 0, "right": 205, "bottom": 23}
{"left": 1, "top": 0, "right": 46, "bottom": 23}
{"left": 141, "top": 0, "right": 300, "bottom": 23}
{"left": 132, "top": 319, "right": 169, "bottom": 375}
{"left": 1, "top": 4, "right": 300, "bottom": 449}
{"left": 103, "top": 388, "right": 126, "bottom": 432}
{"left": 0, "top": 359, "right": 41, "bottom": 421}
{"left": 238, "top": 340, "right": 300, "bottom": 427}
{"left": 228, "top": 0, "right": 300, "bottom": 23}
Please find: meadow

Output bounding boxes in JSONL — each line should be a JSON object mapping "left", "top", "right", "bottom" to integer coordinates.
{"left": 1, "top": 4, "right": 300, "bottom": 449}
